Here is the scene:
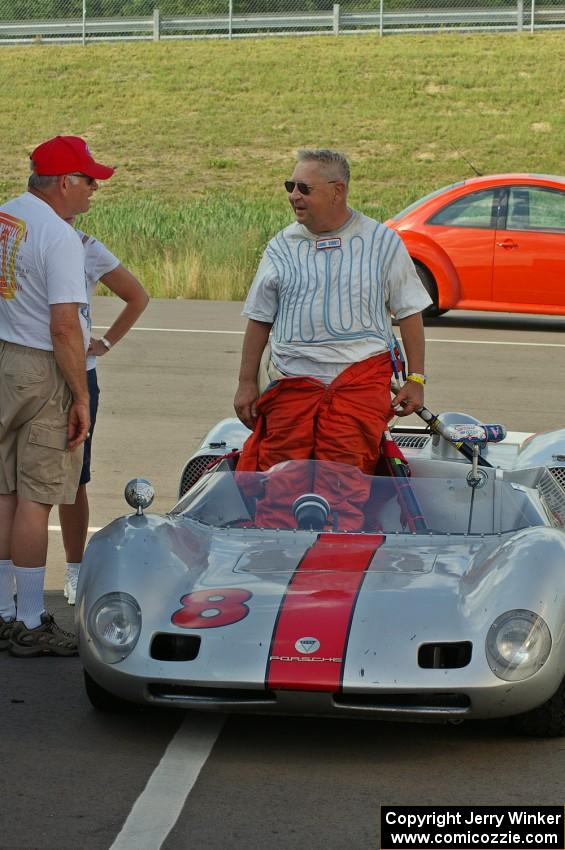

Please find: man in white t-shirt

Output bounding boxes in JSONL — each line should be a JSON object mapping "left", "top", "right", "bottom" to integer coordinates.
{"left": 0, "top": 135, "right": 114, "bottom": 657}
{"left": 234, "top": 149, "right": 432, "bottom": 529}
{"left": 58, "top": 223, "right": 148, "bottom": 605}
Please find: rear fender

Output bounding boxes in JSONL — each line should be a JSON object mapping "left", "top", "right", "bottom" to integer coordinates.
{"left": 196, "top": 418, "right": 251, "bottom": 453}
{"left": 513, "top": 430, "right": 565, "bottom": 471}
{"left": 398, "top": 231, "right": 460, "bottom": 309}
{"left": 512, "top": 431, "right": 565, "bottom": 527}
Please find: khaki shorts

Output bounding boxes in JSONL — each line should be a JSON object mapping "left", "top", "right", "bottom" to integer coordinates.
{"left": 0, "top": 340, "right": 83, "bottom": 505}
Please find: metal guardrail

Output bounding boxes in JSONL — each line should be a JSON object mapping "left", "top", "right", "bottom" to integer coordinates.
{"left": 0, "top": 4, "right": 564, "bottom": 44}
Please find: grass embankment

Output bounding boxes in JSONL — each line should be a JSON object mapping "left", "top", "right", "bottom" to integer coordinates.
{"left": 1, "top": 33, "right": 564, "bottom": 298}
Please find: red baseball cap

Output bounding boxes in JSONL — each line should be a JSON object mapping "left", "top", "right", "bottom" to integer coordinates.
{"left": 30, "top": 135, "right": 115, "bottom": 180}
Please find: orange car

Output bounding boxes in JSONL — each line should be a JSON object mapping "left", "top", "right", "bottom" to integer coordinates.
{"left": 385, "top": 173, "right": 565, "bottom": 317}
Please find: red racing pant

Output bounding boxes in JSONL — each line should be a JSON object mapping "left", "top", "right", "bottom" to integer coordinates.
{"left": 238, "top": 353, "right": 394, "bottom": 530}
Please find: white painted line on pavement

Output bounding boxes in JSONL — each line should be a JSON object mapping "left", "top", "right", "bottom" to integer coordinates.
{"left": 93, "top": 325, "right": 244, "bottom": 335}
{"left": 48, "top": 525, "right": 102, "bottom": 532}
{"left": 426, "top": 337, "right": 565, "bottom": 349}
{"left": 109, "top": 714, "right": 224, "bottom": 850}
{"left": 94, "top": 326, "right": 565, "bottom": 348}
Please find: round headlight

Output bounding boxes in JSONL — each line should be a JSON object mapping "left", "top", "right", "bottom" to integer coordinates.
{"left": 486, "top": 609, "right": 551, "bottom": 682}
{"left": 88, "top": 592, "right": 141, "bottom": 664}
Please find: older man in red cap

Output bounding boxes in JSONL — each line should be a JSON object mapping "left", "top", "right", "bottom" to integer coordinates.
{"left": 0, "top": 135, "right": 114, "bottom": 657}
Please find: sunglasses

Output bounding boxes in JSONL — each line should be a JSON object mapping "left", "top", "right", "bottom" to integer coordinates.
{"left": 284, "top": 180, "right": 338, "bottom": 195}
{"left": 69, "top": 173, "right": 96, "bottom": 186}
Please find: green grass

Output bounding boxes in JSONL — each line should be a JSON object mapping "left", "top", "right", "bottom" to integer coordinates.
{"left": 84, "top": 196, "right": 291, "bottom": 299}
{"left": 1, "top": 33, "right": 563, "bottom": 298}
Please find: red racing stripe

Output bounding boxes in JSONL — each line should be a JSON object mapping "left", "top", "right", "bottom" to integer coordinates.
{"left": 266, "top": 533, "right": 385, "bottom": 692}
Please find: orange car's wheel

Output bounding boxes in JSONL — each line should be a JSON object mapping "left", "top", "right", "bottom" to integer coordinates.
{"left": 415, "top": 263, "right": 447, "bottom": 319}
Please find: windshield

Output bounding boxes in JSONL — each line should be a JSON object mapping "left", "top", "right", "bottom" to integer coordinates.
{"left": 173, "top": 460, "right": 545, "bottom": 535}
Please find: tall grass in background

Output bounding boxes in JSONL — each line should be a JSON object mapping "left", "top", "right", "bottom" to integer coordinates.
{"left": 1, "top": 33, "right": 563, "bottom": 298}
{"left": 81, "top": 195, "right": 292, "bottom": 299}
{"left": 78, "top": 186, "right": 426, "bottom": 299}
{"left": 80, "top": 191, "right": 409, "bottom": 298}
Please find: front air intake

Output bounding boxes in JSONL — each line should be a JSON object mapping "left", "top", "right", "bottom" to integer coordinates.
{"left": 334, "top": 692, "right": 470, "bottom": 710}
{"left": 150, "top": 633, "right": 201, "bottom": 661}
{"left": 148, "top": 684, "right": 277, "bottom": 704}
{"left": 418, "top": 641, "right": 472, "bottom": 669}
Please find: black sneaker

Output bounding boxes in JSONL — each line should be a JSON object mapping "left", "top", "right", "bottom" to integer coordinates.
{"left": 0, "top": 615, "right": 17, "bottom": 651}
{"left": 9, "top": 612, "right": 78, "bottom": 658}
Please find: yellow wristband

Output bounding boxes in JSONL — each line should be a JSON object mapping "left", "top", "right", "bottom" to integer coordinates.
{"left": 406, "top": 373, "right": 426, "bottom": 386}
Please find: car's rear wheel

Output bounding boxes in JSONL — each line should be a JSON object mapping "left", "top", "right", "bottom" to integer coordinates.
{"left": 511, "top": 678, "right": 565, "bottom": 737}
{"left": 414, "top": 263, "right": 447, "bottom": 318}
{"left": 84, "top": 669, "right": 139, "bottom": 714}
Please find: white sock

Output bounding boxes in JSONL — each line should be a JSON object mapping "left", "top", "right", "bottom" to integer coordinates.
{"left": 0, "top": 559, "right": 16, "bottom": 620}
{"left": 66, "top": 562, "right": 81, "bottom": 579}
{"left": 14, "top": 565, "right": 46, "bottom": 629}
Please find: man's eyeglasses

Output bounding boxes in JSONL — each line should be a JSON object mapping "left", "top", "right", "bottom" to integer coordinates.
{"left": 68, "top": 173, "right": 96, "bottom": 186}
{"left": 284, "top": 180, "right": 338, "bottom": 196}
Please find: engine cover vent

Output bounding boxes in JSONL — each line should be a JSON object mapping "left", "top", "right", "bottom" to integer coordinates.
{"left": 392, "top": 434, "right": 431, "bottom": 450}
{"left": 179, "top": 454, "right": 218, "bottom": 497}
{"left": 537, "top": 468, "right": 565, "bottom": 527}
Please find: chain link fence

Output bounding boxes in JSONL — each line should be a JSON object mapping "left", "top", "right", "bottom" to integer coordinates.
{"left": 0, "top": 0, "right": 563, "bottom": 43}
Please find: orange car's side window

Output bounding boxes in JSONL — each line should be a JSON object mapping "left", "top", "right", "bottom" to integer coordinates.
{"left": 507, "top": 186, "right": 565, "bottom": 233}
{"left": 428, "top": 189, "right": 498, "bottom": 229}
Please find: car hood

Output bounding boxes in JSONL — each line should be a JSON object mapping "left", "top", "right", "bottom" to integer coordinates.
{"left": 80, "top": 514, "right": 565, "bottom": 691}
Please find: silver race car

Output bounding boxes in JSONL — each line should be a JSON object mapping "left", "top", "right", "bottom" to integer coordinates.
{"left": 77, "top": 409, "right": 565, "bottom": 736}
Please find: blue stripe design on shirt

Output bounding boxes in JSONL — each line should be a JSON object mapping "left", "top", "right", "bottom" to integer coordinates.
{"left": 268, "top": 221, "right": 399, "bottom": 349}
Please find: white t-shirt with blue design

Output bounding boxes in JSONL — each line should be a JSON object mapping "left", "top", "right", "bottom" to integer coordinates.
{"left": 243, "top": 210, "right": 432, "bottom": 382}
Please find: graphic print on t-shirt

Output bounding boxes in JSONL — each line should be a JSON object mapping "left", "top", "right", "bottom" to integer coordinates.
{"left": 0, "top": 212, "right": 27, "bottom": 300}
